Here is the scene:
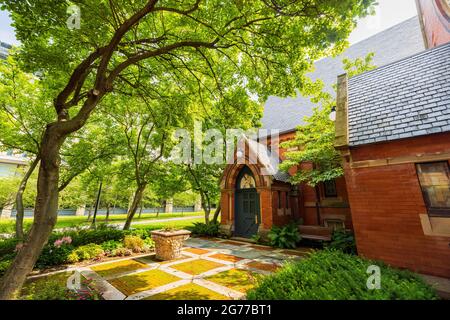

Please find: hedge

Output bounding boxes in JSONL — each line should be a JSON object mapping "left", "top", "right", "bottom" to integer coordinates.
{"left": 247, "top": 250, "right": 438, "bottom": 300}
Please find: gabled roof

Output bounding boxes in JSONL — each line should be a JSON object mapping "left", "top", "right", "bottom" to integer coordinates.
{"left": 238, "top": 136, "right": 290, "bottom": 182}
{"left": 261, "top": 16, "right": 425, "bottom": 133}
{"left": 348, "top": 42, "right": 450, "bottom": 146}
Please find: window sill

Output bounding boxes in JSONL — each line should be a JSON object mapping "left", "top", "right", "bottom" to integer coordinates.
{"left": 420, "top": 214, "right": 450, "bottom": 237}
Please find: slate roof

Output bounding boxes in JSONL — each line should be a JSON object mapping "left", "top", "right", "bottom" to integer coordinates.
{"left": 348, "top": 42, "right": 450, "bottom": 146}
{"left": 261, "top": 16, "right": 425, "bottom": 132}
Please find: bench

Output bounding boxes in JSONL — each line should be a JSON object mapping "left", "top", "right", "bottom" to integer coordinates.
{"left": 298, "top": 225, "right": 333, "bottom": 242}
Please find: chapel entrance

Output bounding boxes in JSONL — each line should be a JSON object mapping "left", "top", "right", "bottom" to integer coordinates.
{"left": 234, "top": 166, "right": 260, "bottom": 238}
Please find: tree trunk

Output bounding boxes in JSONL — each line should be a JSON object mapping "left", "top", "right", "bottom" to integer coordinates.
{"left": 138, "top": 203, "right": 143, "bottom": 219}
{"left": 15, "top": 156, "right": 40, "bottom": 241}
{"left": 0, "top": 127, "right": 64, "bottom": 299}
{"left": 105, "top": 204, "right": 110, "bottom": 222}
{"left": 86, "top": 205, "right": 93, "bottom": 222}
{"left": 123, "top": 185, "right": 145, "bottom": 230}
{"left": 200, "top": 193, "right": 211, "bottom": 224}
{"left": 212, "top": 203, "right": 221, "bottom": 224}
{"left": 91, "top": 180, "right": 103, "bottom": 228}
{"left": 314, "top": 185, "right": 321, "bottom": 226}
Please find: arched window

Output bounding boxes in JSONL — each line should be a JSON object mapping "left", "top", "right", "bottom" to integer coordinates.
{"left": 237, "top": 166, "right": 256, "bottom": 190}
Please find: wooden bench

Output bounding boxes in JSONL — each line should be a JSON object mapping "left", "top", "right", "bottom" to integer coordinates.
{"left": 298, "top": 225, "right": 333, "bottom": 242}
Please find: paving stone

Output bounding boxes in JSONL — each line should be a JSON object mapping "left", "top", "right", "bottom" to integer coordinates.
{"left": 143, "top": 283, "right": 230, "bottom": 300}
{"left": 205, "top": 269, "right": 261, "bottom": 293}
{"left": 170, "top": 259, "right": 226, "bottom": 276}
{"left": 109, "top": 269, "right": 181, "bottom": 296}
{"left": 91, "top": 259, "right": 149, "bottom": 278}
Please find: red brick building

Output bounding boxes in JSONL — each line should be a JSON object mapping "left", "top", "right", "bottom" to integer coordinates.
{"left": 335, "top": 43, "right": 450, "bottom": 278}
{"left": 219, "top": 15, "right": 450, "bottom": 278}
{"left": 219, "top": 17, "right": 425, "bottom": 240}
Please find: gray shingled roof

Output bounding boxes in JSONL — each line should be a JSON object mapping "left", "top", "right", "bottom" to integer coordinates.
{"left": 261, "top": 16, "right": 425, "bottom": 132}
{"left": 348, "top": 42, "right": 450, "bottom": 146}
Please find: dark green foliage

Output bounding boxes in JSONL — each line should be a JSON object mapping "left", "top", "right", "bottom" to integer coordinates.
{"left": 101, "top": 240, "right": 123, "bottom": 252}
{"left": 268, "top": 224, "right": 301, "bottom": 249}
{"left": 0, "top": 259, "right": 11, "bottom": 277}
{"left": 326, "top": 229, "right": 357, "bottom": 255}
{"left": 125, "top": 228, "right": 151, "bottom": 239}
{"left": 0, "top": 238, "right": 20, "bottom": 256}
{"left": 35, "top": 245, "right": 74, "bottom": 269}
{"left": 247, "top": 250, "right": 438, "bottom": 300}
{"left": 58, "top": 228, "right": 125, "bottom": 247}
{"left": 187, "top": 222, "right": 220, "bottom": 237}
{"left": 0, "top": 228, "right": 125, "bottom": 269}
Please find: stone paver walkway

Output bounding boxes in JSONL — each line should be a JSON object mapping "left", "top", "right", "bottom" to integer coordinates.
{"left": 81, "top": 237, "right": 313, "bottom": 300}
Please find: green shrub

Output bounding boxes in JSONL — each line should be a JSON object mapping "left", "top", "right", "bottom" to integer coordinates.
{"left": 0, "top": 238, "right": 20, "bottom": 256}
{"left": 143, "top": 237, "right": 155, "bottom": 249}
{"left": 67, "top": 244, "right": 104, "bottom": 263}
{"left": 267, "top": 224, "right": 301, "bottom": 249}
{"left": 111, "top": 247, "right": 132, "bottom": 257}
{"left": 36, "top": 244, "right": 74, "bottom": 268}
{"left": 326, "top": 229, "right": 357, "bottom": 255}
{"left": 60, "top": 228, "right": 125, "bottom": 247}
{"left": 101, "top": 240, "right": 123, "bottom": 254}
{"left": 126, "top": 228, "right": 150, "bottom": 239}
{"left": 0, "top": 259, "right": 11, "bottom": 277}
{"left": 247, "top": 250, "right": 438, "bottom": 300}
{"left": 188, "top": 222, "right": 220, "bottom": 237}
{"left": 123, "top": 235, "right": 145, "bottom": 253}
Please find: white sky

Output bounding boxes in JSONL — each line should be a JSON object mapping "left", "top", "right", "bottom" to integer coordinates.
{"left": 1, "top": 0, "right": 418, "bottom": 46}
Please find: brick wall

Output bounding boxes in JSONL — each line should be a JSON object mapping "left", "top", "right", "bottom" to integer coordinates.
{"left": 345, "top": 133, "right": 450, "bottom": 278}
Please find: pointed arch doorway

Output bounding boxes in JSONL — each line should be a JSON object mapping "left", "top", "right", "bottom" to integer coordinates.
{"left": 234, "top": 166, "right": 260, "bottom": 238}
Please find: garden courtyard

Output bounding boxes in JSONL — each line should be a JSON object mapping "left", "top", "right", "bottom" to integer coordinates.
{"left": 29, "top": 237, "right": 310, "bottom": 300}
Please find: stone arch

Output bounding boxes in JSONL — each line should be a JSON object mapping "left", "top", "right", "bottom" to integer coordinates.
{"left": 221, "top": 163, "right": 269, "bottom": 190}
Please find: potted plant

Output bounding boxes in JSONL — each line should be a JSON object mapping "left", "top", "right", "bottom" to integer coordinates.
{"left": 150, "top": 228, "right": 191, "bottom": 261}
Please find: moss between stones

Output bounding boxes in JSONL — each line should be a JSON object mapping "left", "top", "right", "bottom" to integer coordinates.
{"left": 221, "top": 240, "right": 248, "bottom": 246}
{"left": 183, "top": 247, "right": 210, "bottom": 255}
{"left": 109, "top": 269, "right": 181, "bottom": 296}
{"left": 245, "top": 261, "right": 279, "bottom": 272}
{"left": 144, "top": 283, "right": 230, "bottom": 300}
{"left": 170, "top": 259, "right": 225, "bottom": 275}
{"left": 209, "top": 253, "right": 244, "bottom": 263}
{"left": 91, "top": 259, "right": 148, "bottom": 278}
{"left": 205, "top": 269, "right": 261, "bottom": 293}
{"left": 135, "top": 254, "right": 190, "bottom": 265}
{"left": 248, "top": 245, "right": 274, "bottom": 251}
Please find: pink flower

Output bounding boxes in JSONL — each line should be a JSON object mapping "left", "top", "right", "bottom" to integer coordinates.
{"left": 54, "top": 236, "right": 72, "bottom": 248}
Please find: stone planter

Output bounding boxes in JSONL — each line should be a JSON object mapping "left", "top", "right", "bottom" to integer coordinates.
{"left": 151, "top": 229, "right": 191, "bottom": 261}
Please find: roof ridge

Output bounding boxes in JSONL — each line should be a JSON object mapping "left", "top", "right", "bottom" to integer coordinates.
{"left": 349, "top": 16, "right": 419, "bottom": 47}
{"left": 349, "top": 41, "right": 450, "bottom": 81}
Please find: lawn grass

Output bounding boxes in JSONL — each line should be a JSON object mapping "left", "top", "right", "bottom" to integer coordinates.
{"left": 144, "top": 283, "right": 229, "bottom": 300}
{"left": 133, "top": 217, "right": 206, "bottom": 230}
{"left": 0, "top": 212, "right": 203, "bottom": 234}
{"left": 170, "top": 259, "right": 225, "bottom": 275}
{"left": 91, "top": 259, "right": 149, "bottom": 278}
{"left": 109, "top": 269, "right": 181, "bottom": 296}
{"left": 205, "top": 269, "right": 261, "bottom": 293}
